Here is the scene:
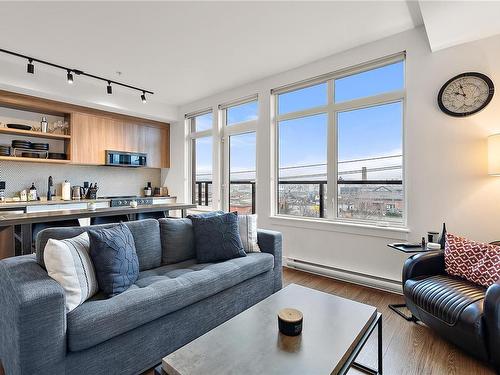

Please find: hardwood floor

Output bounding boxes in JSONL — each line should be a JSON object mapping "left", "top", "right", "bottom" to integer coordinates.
{"left": 283, "top": 268, "right": 494, "bottom": 375}
{"left": 144, "top": 267, "right": 495, "bottom": 375}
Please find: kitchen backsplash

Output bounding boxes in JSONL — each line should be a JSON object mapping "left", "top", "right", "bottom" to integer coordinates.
{"left": 0, "top": 161, "right": 161, "bottom": 198}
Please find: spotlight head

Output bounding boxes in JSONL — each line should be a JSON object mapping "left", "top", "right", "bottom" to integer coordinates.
{"left": 107, "top": 81, "right": 112, "bottom": 94}
{"left": 67, "top": 70, "right": 74, "bottom": 84}
{"left": 27, "top": 59, "right": 34, "bottom": 74}
{"left": 141, "top": 92, "right": 147, "bottom": 103}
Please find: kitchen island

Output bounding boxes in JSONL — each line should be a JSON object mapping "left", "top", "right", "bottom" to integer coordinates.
{"left": 0, "top": 202, "right": 196, "bottom": 256}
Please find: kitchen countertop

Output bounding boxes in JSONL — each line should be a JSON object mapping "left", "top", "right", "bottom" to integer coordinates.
{"left": 0, "top": 203, "right": 196, "bottom": 226}
{"left": 0, "top": 196, "right": 177, "bottom": 208}
{"left": 0, "top": 198, "right": 111, "bottom": 208}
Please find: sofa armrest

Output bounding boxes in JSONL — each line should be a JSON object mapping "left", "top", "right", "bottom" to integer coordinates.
{"left": 484, "top": 281, "right": 500, "bottom": 370}
{"left": 0, "top": 255, "right": 66, "bottom": 375}
{"left": 257, "top": 229, "right": 282, "bottom": 291}
{"left": 402, "top": 250, "right": 445, "bottom": 285}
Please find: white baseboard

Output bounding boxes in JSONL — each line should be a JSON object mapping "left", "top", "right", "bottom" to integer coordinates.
{"left": 284, "top": 257, "right": 403, "bottom": 295}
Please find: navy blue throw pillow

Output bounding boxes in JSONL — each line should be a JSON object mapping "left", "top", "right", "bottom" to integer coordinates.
{"left": 187, "top": 210, "right": 225, "bottom": 219}
{"left": 191, "top": 212, "right": 246, "bottom": 263}
{"left": 89, "top": 223, "right": 139, "bottom": 297}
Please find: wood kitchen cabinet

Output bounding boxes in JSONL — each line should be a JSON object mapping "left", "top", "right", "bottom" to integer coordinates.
{"left": 71, "top": 112, "right": 170, "bottom": 168}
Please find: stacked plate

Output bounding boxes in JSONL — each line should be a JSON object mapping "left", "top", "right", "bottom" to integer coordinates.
{"left": 12, "top": 140, "right": 32, "bottom": 149}
{"left": 31, "top": 142, "right": 49, "bottom": 151}
{"left": 0, "top": 145, "right": 10, "bottom": 156}
{"left": 48, "top": 152, "right": 67, "bottom": 160}
{"left": 21, "top": 152, "right": 40, "bottom": 159}
{"left": 7, "top": 124, "right": 32, "bottom": 131}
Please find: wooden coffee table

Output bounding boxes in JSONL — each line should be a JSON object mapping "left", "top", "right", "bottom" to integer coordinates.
{"left": 155, "top": 284, "right": 382, "bottom": 375}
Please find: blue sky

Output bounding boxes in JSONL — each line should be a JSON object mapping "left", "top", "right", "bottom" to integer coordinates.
{"left": 196, "top": 61, "right": 404, "bottom": 180}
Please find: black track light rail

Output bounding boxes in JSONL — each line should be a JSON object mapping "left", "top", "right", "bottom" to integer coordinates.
{"left": 0, "top": 48, "right": 154, "bottom": 95}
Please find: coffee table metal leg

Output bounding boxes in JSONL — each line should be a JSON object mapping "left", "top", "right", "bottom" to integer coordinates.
{"left": 352, "top": 315, "right": 382, "bottom": 375}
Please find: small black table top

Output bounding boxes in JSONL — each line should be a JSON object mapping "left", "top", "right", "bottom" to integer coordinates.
{"left": 387, "top": 243, "right": 438, "bottom": 253}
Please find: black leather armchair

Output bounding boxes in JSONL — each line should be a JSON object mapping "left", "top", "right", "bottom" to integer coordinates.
{"left": 403, "top": 251, "right": 499, "bottom": 371}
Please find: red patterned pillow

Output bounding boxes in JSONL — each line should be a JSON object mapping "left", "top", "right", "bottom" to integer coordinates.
{"left": 469, "top": 245, "right": 500, "bottom": 287}
{"left": 445, "top": 233, "right": 500, "bottom": 287}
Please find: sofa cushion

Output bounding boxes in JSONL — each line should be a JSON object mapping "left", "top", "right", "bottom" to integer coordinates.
{"left": 67, "top": 252, "right": 274, "bottom": 352}
{"left": 159, "top": 218, "right": 195, "bottom": 264}
{"left": 158, "top": 212, "right": 225, "bottom": 265}
{"left": 36, "top": 219, "right": 162, "bottom": 271}
{"left": 191, "top": 212, "right": 246, "bottom": 263}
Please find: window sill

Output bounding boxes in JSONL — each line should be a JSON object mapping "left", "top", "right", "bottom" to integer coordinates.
{"left": 268, "top": 215, "right": 409, "bottom": 240}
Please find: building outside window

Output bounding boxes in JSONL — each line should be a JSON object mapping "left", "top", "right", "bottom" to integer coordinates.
{"left": 273, "top": 54, "right": 405, "bottom": 225}
{"left": 187, "top": 111, "right": 214, "bottom": 208}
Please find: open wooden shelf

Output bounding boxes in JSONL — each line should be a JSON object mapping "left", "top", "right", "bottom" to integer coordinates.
{"left": 0, "top": 156, "right": 70, "bottom": 164}
{"left": 0, "top": 127, "right": 71, "bottom": 140}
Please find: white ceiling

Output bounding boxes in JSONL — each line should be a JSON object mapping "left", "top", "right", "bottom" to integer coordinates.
{"left": 1, "top": 1, "right": 500, "bottom": 113}
{"left": 419, "top": 1, "right": 500, "bottom": 52}
{"left": 0, "top": 1, "right": 419, "bottom": 107}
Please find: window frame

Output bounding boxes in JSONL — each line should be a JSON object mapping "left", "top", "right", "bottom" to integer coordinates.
{"left": 271, "top": 53, "right": 406, "bottom": 227}
{"left": 219, "top": 95, "right": 259, "bottom": 213}
{"left": 186, "top": 109, "right": 214, "bottom": 209}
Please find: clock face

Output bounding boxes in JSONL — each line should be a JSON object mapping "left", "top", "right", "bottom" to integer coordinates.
{"left": 438, "top": 72, "right": 494, "bottom": 117}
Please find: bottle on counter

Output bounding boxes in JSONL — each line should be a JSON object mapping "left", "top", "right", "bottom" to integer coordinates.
{"left": 47, "top": 176, "right": 54, "bottom": 201}
{"left": 144, "top": 182, "right": 152, "bottom": 197}
{"left": 20, "top": 189, "right": 27, "bottom": 201}
{"left": 62, "top": 180, "right": 71, "bottom": 201}
{"left": 0, "top": 181, "right": 5, "bottom": 203}
{"left": 28, "top": 183, "right": 37, "bottom": 201}
{"left": 438, "top": 223, "right": 447, "bottom": 249}
{"left": 41, "top": 117, "right": 48, "bottom": 133}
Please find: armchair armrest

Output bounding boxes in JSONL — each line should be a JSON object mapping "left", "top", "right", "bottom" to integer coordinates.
{"left": 402, "top": 250, "right": 445, "bottom": 285}
{"left": 257, "top": 229, "right": 282, "bottom": 292}
{"left": 0, "top": 255, "right": 66, "bottom": 375}
{"left": 484, "top": 281, "right": 500, "bottom": 370}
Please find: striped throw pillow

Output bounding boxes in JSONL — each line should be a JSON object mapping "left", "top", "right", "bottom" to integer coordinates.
{"left": 44, "top": 232, "right": 99, "bottom": 312}
{"left": 238, "top": 214, "right": 260, "bottom": 253}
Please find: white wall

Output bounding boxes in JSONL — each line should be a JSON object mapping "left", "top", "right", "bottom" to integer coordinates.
{"left": 165, "top": 26, "right": 500, "bottom": 287}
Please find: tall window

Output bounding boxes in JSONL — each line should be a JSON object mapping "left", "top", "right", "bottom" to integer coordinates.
{"left": 221, "top": 96, "right": 258, "bottom": 214}
{"left": 273, "top": 55, "right": 405, "bottom": 225}
{"left": 187, "top": 111, "right": 213, "bottom": 207}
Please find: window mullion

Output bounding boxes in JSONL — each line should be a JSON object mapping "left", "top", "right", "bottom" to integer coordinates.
{"left": 276, "top": 105, "right": 329, "bottom": 122}
{"left": 327, "top": 79, "right": 336, "bottom": 219}
{"left": 221, "top": 109, "right": 229, "bottom": 211}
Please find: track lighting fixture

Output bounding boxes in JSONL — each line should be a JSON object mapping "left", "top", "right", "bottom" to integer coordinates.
{"left": 27, "top": 59, "right": 34, "bottom": 74}
{"left": 1, "top": 48, "right": 153, "bottom": 102}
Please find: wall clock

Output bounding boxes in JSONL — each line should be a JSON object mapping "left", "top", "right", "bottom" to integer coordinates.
{"left": 437, "top": 72, "right": 494, "bottom": 117}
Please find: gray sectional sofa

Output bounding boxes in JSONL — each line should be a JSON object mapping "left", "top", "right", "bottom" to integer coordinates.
{"left": 0, "top": 218, "right": 282, "bottom": 375}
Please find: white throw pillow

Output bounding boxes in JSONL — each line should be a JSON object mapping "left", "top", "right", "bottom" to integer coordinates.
{"left": 238, "top": 214, "right": 260, "bottom": 253}
{"left": 44, "top": 232, "right": 99, "bottom": 312}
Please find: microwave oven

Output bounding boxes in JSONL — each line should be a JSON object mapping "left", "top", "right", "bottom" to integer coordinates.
{"left": 105, "top": 150, "right": 147, "bottom": 167}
